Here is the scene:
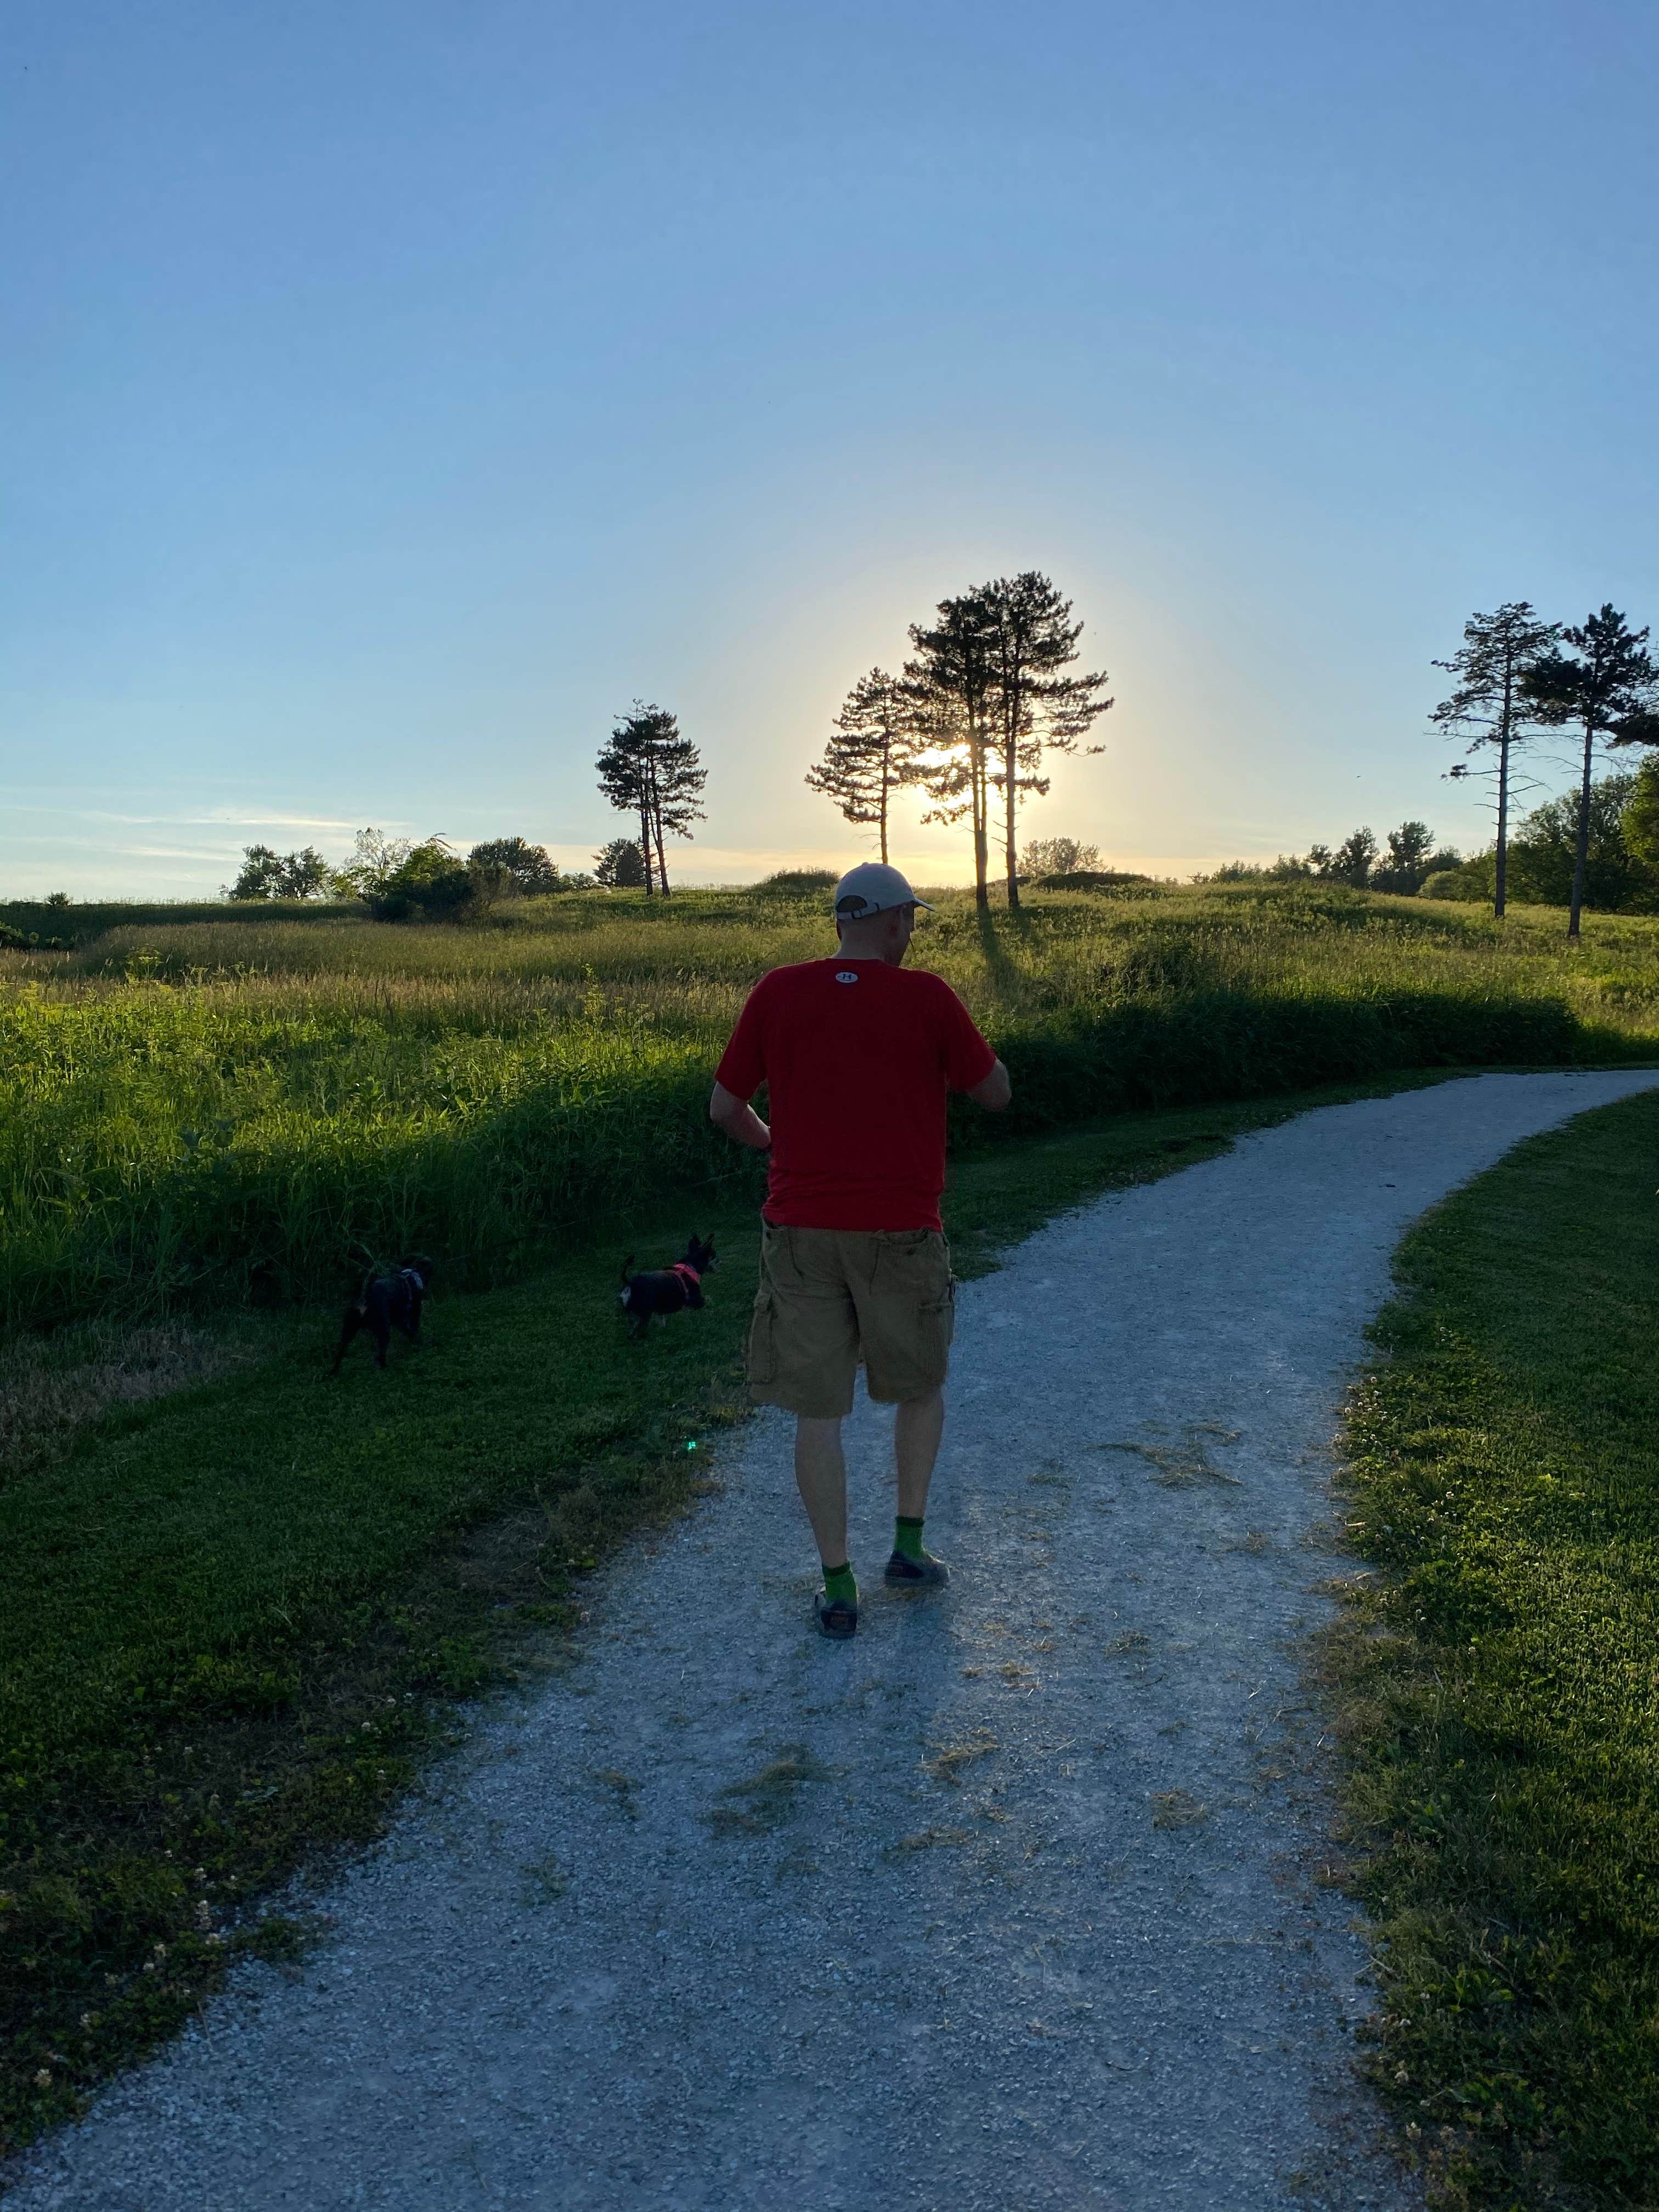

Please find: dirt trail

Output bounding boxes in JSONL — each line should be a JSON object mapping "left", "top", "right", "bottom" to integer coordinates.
{"left": 11, "top": 1070, "right": 1658, "bottom": 2212}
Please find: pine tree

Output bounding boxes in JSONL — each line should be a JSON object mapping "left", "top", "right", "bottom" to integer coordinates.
{"left": 593, "top": 837, "right": 647, "bottom": 888}
{"left": 1431, "top": 603, "right": 1558, "bottom": 919}
{"left": 595, "top": 704, "right": 706, "bottom": 895}
{"left": 1524, "top": 607, "right": 1659, "bottom": 940}
{"left": 804, "top": 669, "right": 917, "bottom": 862}
{"left": 981, "top": 573, "right": 1112, "bottom": 908}
{"left": 904, "top": 592, "right": 1000, "bottom": 907}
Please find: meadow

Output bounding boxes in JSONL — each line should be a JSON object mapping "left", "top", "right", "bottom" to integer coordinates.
{"left": 5, "top": 879, "right": 1659, "bottom": 2173}
{"left": 2, "top": 879, "right": 1656, "bottom": 1332}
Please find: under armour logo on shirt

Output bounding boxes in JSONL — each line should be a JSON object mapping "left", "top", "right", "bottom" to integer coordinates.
{"left": 834, "top": 970, "right": 860, "bottom": 984}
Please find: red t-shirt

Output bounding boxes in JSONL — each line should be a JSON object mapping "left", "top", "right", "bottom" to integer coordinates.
{"left": 714, "top": 958, "right": 997, "bottom": 1231}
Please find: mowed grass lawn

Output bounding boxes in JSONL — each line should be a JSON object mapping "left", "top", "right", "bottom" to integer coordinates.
{"left": 1336, "top": 1088, "right": 1659, "bottom": 2211}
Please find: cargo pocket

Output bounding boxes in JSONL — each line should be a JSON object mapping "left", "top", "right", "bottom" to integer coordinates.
{"left": 745, "top": 1292, "right": 780, "bottom": 1386}
{"left": 917, "top": 1281, "right": 956, "bottom": 1378}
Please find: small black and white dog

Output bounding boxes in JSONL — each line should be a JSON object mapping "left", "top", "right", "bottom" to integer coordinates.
{"left": 619, "top": 1235, "right": 716, "bottom": 1341}
{"left": 332, "top": 1257, "right": 433, "bottom": 1373}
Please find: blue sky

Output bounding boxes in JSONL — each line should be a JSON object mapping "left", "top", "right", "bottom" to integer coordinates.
{"left": 5, "top": 0, "right": 1657, "bottom": 893}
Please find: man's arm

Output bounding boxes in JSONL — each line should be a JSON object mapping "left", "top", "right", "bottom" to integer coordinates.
{"left": 966, "top": 1058, "right": 1012, "bottom": 1112}
{"left": 709, "top": 1080, "right": 772, "bottom": 1150}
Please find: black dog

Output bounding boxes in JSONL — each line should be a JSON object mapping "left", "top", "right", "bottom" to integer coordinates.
{"left": 332, "top": 1257, "right": 433, "bottom": 1373}
{"left": 619, "top": 1235, "right": 716, "bottom": 1341}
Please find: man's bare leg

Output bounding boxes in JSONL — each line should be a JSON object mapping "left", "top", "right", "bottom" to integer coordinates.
{"left": 794, "top": 1416, "right": 848, "bottom": 1565}
{"left": 894, "top": 1387, "right": 945, "bottom": 1519}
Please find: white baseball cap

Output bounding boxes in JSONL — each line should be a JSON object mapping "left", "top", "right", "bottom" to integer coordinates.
{"left": 832, "top": 862, "right": 933, "bottom": 919}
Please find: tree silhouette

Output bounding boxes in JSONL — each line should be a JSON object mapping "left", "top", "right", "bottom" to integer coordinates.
{"left": 1322, "top": 827, "right": 1378, "bottom": 888}
{"left": 1432, "top": 603, "right": 1558, "bottom": 919}
{"left": 594, "top": 837, "right": 647, "bottom": 889}
{"left": 1020, "top": 836, "right": 1102, "bottom": 878}
{"left": 903, "top": 575, "right": 1110, "bottom": 907}
{"left": 596, "top": 704, "right": 706, "bottom": 895}
{"left": 904, "top": 592, "right": 1000, "bottom": 907}
{"left": 1523, "top": 606, "right": 1659, "bottom": 940}
{"left": 981, "top": 573, "right": 1112, "bottom": 909}
{"left": 805, "top": 668, "right": 918, "bottom": 863}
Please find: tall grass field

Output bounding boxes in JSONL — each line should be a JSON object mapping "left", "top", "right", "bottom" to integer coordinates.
{"left": 2, "top": 880, "right": 1656, "bottom": 1331}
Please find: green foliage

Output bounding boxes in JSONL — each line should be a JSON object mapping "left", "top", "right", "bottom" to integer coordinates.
{"left": 750, "top": 868, "right": 839, "bottom": 897}
{"left": 1506, "top": 771, "right": 1659, "bottom": 913}
{"left": 1020, "top": 837, "right": 1101, "bottom": 877}
{"left": 1335, "top": 1092, "right": 1659, "bottom": 2207}
{"left": 226, "top": 845, "right": 332, "bottom": 901}
{"left": 0, "top": 883, "right": 1655, "bottom": 1335}
{"left": 593, "top": 838, "right": 647, "bottom": 888}
{"left": 465, "top": 838, "right": 561, "bottom": 896}
{"left": 374, "top": 839, "right": 473, "bottom": 920}
{"left": 332, "top": 827, "right": 413, "bottom": 901}
{"left": 1621, "top": 757, "right": 1659, "bottom": 872}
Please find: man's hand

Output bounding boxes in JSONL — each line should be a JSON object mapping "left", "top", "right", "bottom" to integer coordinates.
{"left": 967, "top": 1058, "right": 1012, "bottom": 1112}
{"left": 709, "top": 1081, "right": 772, "bottom": 1150}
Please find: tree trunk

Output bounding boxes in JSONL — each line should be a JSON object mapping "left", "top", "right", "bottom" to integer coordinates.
{"left": 1003, "top": 737, "right": 1020, "bottom": 910}
{"left": 639, "top": 802, "right": 655, "bottom": 895}
{"left": 879, "top": 738, "right": 890, "bottom": 865}
{"left": 654, "top": 812, "right": 670, "bottom": 896}
{"left": 1567, "top": 715, "right": 1594, "bottom": 943}
{"left": 970, "top": 734, "right": 989, "bottom": 909}
{"left": 1493, "top": 666, "right": 1512, "bottom": 921}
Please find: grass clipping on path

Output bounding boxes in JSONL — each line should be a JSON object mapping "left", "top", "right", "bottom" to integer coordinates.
{"left": 1331, "top": 1088, "right": 1659, "bottom": 2211}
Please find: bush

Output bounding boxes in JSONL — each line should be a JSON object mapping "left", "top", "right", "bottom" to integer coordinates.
{"left": 373, "top": 842, "right": 473, "bottom": 921}
{"left": 751, "top": 868, "right": 840, "bottom": 898}
{"left": 1035, "top": 870, "right": 1155, "bottom": 894}
{"left": 466, "top": 838, "right": 561, "bottom": 896}
{"left": 1420, "top": 867, "right": 1488, "bottom": 902}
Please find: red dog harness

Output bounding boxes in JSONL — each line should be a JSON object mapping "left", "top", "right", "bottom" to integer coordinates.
{"left": 669, "top": 1263, "right": 701, "bottom": 1293}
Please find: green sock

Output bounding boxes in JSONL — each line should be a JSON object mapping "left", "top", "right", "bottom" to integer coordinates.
{"left": 894, "top": 1515, "right": 926, "bottom": 1562}
{"left": 822, "top": 1560, "right": 857, "bottom": 1605}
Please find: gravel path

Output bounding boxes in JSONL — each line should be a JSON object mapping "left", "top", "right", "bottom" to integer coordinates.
{"left": 10, "top": 1070, "right": 1658, "bottom": 2212}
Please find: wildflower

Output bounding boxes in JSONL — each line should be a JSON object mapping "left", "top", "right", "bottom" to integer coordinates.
{"left": 33, "top": 2069, "right": 50, "bottom": 2090}
{"left": 80, "top": 2013, "right": 93, "bottom": 2030}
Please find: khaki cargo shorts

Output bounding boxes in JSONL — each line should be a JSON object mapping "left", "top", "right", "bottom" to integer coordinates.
{"left": 746, "top": 1224, "right": 956, "bottom": 1420}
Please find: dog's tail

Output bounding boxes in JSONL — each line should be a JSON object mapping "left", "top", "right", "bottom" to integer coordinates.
{"left": 619, "top": 1254, "right": 635, "bottom": 1288}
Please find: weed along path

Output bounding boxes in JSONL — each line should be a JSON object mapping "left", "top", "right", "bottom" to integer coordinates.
{"left": 10, "top": 1070, "right": 1659, "bottom": 2212}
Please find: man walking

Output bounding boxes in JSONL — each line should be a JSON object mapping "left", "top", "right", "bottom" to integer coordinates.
{"left": 709, "top": 863, "right": 1012, "bottom": 1637}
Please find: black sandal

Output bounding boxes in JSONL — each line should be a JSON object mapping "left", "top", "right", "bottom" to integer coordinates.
{"left": 814, "top": 1590, "right": 859, "bottom": 1639}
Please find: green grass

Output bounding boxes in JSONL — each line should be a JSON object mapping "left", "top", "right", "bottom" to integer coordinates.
{"left": 1, "top": 881, "right": 1655, "bottom": 1330}
{"left": 0, "top": 1069, "right": 1465, "bottom": 2152}
{"left": 7, "top": 881, "right": 1659, "bottom": 2156}
{"left": 1333, "top": 1089, "right": 1659, "bottom": 2210}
